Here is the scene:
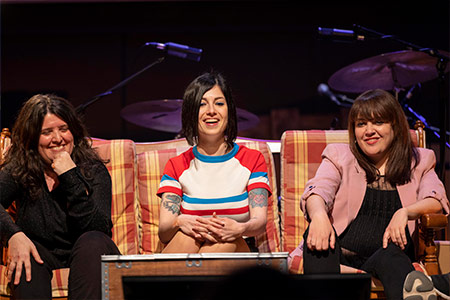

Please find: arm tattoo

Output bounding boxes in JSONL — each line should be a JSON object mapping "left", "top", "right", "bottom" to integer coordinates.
{"left": 249, "top": 188, "right": 268, "bottom": 208}
{"left": 162, "top": 193, "right": 182, "bottom": 215}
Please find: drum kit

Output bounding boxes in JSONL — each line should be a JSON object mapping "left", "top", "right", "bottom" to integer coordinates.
{"left": 120, "top": 50, "right": 449, "bottom": 134}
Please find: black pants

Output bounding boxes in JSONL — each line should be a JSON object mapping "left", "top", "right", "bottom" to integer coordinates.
{"left": 10, "top": 231, "right": 121, "bottom": 300}
{"left": 303, "top": 227, "right": 414, "bottom": 300}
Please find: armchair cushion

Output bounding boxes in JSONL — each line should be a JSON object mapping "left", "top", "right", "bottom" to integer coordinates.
{"left": 137, "top": 148, "right": 177, "bottom": 254}
{"left": 92, "top": 139, "right": 140, "bottom": 255}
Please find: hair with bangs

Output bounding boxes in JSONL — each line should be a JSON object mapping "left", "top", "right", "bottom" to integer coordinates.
{"left": 348, "top": 89, "right": 419, "bottom": 185}
{"left": 181, "top": 72, "right": 237, "bottom": 149}
{"left": 1, "top": 94, "right": 104, "bottom": 197}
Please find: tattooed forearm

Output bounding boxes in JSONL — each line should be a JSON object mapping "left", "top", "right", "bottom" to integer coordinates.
{"left": 162, "top": 193, "right": 182, "bottom": 215}
{"left": 249, "top": 188, "right": 268, "bottom": 208}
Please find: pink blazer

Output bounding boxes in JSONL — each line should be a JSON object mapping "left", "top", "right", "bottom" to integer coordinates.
{"left": 300, "top": 144, "right": 449, "bottom": 237}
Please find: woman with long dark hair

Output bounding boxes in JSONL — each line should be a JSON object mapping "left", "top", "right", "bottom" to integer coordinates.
{"left": 0, "top": 94, "right": 120, "bottom": 299}
{"left": 294, "top": 89, "right": 449, "bottom": 299}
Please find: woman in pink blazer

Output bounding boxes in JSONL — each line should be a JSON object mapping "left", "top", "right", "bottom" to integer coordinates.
{"left": 300, "top": 89, "right": 449, "bottom": 300}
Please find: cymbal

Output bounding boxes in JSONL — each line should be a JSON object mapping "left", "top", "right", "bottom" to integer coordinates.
{"left": 120, "top": 99, "right": 260, "bottom": 133}
{"left": 328, "top": 50, "right": 450, "bottom": 93}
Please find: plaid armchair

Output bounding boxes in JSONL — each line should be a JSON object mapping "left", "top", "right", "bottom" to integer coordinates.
{"left": 279, "top": 126, "right": 448, "bottom": 297}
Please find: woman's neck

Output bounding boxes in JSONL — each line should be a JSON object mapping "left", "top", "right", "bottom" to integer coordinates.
{"left": 196, "top": 138, "right": 230, "bottom": 156}
{"left": 44, "top": 168, "right": 59, "bottom": 191}
{"left": 373, "top": 157, "right": 388, "bottom": 176}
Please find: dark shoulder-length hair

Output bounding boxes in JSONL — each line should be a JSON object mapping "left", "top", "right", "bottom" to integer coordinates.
{"left": 348, "top": 89, "right": 419, "bottom": 185}
{"left": 1, "top": 94, "right": 104, "bottom": 197}
{"left": 181, "top": 72, "right": 237, "bottom": 149}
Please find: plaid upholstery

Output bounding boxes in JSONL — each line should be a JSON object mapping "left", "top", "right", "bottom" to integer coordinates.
{"left": 280, "top": 130, "right": 419, "bottom": 273}
{"left": 50, "top": 268, "right": 69, "bottom": 298}
{"left": 136, "top": 137, "right": 281, "bottom": 254}
{"left": 92, "top": 139, "right": 140, "bottom": 255}
{"left": 137, "top": 148, "right": 178, "bottom": 253}
{"left": 135, "top": 138, "right": 191, "bottom": 154}
{"left": 235, "top": 139, "right": 281, "bottom": 253}
{"left": 136, "top": 139, "right": 192, "bottom": 254}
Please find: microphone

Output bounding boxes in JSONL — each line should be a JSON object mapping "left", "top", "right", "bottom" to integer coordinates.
{"left": 317, "top": 27, "right": 365, "bottom": 41}
{"left": 318, "top": 83, "right": 354, "bottom": 107}
{"left": 145, "top": 42, "right": 202, "bottom": 62}
{"left": 318, "top": 83, "right": 340, "bottom": 105}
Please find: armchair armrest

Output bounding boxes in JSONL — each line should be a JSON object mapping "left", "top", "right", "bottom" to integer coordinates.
{"left": 418, "top": 213, "right": 448, "bottom": 275}
{"left": 1, "top": 128, "right": 11, "bottom": 163}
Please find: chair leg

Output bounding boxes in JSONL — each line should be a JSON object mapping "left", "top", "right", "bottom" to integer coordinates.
{"left": 423, "top": 227, "right": 440, "bottom": 275}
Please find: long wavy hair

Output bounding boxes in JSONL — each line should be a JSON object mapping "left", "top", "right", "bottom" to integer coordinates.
{"left": 1, "top": 94, "right": 104, "bottom": 197}
{"left": 181, "top": 72, "right": 237, "bottom": 150}
{"left": 348, "top": 89, "right": 419, "bottom": 185}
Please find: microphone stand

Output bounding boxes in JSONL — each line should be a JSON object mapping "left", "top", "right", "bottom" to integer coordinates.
{"left": 76, "top": 56, "right": 165, "bottom": 114}
{"left": 403, "top": 102, "right": 450, "bottom": 148}
{"left": 353, "top": 24, "right": 449, "bottom": 181}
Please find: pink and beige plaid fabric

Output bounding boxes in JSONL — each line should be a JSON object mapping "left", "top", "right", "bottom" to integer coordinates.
{"left": 137, "top": 148, "right": 177, "bottom": 254}
{"left": 136, "top": 139, "right": 192, "bottom": 254}
{"left": 235, "top": 140, "right": 281, "bottom": 253}
{"left": 92, "top": 139, "right": 140, "bottom": 255}
{"left": 280, "top": 130, "right": 419, "bottom": 273}
{"left": 136, "top": 138, "right": 281, "bottom": 253}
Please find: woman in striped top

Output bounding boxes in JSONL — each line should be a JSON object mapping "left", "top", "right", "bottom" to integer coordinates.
{"left": 157, "top": 72, "right": 271, "bottom": 253}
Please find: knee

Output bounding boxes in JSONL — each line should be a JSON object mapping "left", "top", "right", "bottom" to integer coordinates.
{"left": 73, "top": 231, "right": 119, "bottom": 256}
{"left": 383, "top": 243, "right": 406, "bottom": 257}
{"left": 9, "top": 258, "right": 52, "bottom": 291}
{"left": 374, "top": 243, "right": 411, "bottom": 267}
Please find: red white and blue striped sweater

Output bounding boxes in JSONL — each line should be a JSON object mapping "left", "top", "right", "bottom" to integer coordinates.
{"left": 157, "top": 143, "right": 271, "bottom": 222}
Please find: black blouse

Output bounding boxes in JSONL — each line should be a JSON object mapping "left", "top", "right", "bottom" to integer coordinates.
{"left": 0, "top": 162, "right": 113, "bottom": 261}
{"left": 339, "top": 183, "right": 412, "bottom": 259}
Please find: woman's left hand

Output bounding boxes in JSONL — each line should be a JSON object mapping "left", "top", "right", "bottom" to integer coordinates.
{"left": 382, "top": 208, "right": 409, "bottom": 250}
{"left": 196, "top": 213, "right": 244, "bottom": 243}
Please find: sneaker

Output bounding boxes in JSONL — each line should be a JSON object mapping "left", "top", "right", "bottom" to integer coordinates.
{"left": 403, "top": 271, "right": 450, "bottom": 300}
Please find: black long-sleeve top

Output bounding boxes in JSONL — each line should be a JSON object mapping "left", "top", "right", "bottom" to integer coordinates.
{"left": 0, "top": 162, "right": 113, "bottom": 260}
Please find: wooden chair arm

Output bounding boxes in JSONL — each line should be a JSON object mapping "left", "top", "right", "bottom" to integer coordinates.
{"left": 414, "top": 120, "right": 426, "bottom": 148}
{"left": 418, "top": 213, "right": 448, "bottom": 275}
{"left": 420, "top": 213, "right": 448, "bottom": 229}
{"left": 1, "top": 128, "right": 12, "bottom": 163}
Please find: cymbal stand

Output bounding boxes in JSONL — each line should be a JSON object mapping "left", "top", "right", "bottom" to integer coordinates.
{"left": 353, "top": 24, "right": 449, "bottom": 181}
{"left": 76, "top": 56, "right": 165, "bottom": 114}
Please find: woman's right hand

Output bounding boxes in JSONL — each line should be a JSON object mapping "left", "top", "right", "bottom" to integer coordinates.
{"left": 7, "top": 232, "right": 43, "bottom": 285}
{"left": 304, "top": 193, "right": 335, "bottom": 252}
{"left": 306, "top": 212, "right": 335, "bottom": 251}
